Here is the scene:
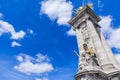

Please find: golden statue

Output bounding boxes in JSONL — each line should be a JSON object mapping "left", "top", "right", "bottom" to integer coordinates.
{"left": 88, "top": 47, "right": 94, "bottom": 56}
{"left": 74, "top": 0, "right": 93, "bottom": 14}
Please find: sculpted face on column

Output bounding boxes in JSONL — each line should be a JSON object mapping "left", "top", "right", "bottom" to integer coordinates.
{"left": 83, "top": 43, "right": 88, "bottom": 51}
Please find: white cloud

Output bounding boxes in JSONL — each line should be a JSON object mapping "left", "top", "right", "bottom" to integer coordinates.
{"left": 40, "top": 0, "right": 73, "bottom": 25}
{"left": 66, "top": 28, "right": 75, "bottom": 36}
{"left": 99, "top": 16, "right": 112, "bottom": 32}
{"left": 16, "top": 55, "right": 24, "bottom": 62}
{"left": 11, "top": 41, "right": 21, "bottom": 47}
{"left": 36, "top": 78, "right": 42, "bottom": 80}
{"left": 14, "top": 53, "right": 53, "bottom": 75}
{"left": 114, "top": 54, "right": 120, "bottom": 64}
{"left": 36, "top": 77, "right": 48, "bottom": 80}
{"left": 36, "top": 54, "right": 50, "bottom": 63}
{"left": 99, "top": 15, "right": 120, "bottom": 49}
{"left": 11, "top": 30, "right": 26, "bottom": 40}
{"left": 0, "top": 20, "right": 26, "bottom": 40}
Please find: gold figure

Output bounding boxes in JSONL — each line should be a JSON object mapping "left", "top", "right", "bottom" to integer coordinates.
{"left": 88, "top": 47, "right": 94, "bottom": 56}
{"left": 88, "top": 3, "right": 93, "bottom": 8}
{"left": 74, "top": 0, "right": 93, "bottom": 15}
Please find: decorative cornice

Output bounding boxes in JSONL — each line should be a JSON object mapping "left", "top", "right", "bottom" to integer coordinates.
{"left": 68, "top": 6, "right": 101, "bottom": 26}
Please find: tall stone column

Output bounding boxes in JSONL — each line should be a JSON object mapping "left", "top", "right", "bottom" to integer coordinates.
{"left": 68, "top": 5, "right": 120, "bottom": 80}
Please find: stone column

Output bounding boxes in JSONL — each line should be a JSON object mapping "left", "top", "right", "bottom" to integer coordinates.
{"left": 101, "top": 33, "right": 120, "bottom": 69}
{"left": 87, "top": 19, "right": 114, "bottom": 70}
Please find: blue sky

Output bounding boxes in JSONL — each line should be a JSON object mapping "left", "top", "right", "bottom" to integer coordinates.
{"left": 0, "top": 0, "right": 120, "bottom": 80}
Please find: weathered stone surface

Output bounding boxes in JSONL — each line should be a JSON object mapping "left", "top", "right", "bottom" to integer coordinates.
{"left": 68, "top": 6, "right": 120, "bottom": 80}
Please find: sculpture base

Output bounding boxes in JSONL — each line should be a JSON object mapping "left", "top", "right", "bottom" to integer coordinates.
{"left": 74, "top": 70, "right": 120, "bottom": 80}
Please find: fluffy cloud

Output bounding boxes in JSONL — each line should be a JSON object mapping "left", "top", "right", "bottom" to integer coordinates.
{"left": 11, "top": 30, "right": 25, "bottom": 40}
{"left": 11, "top": 41, "right": 21, "bottom": 47}
{"left": 14, "top": 53, "right": 53, "bottom": 75}
{"left": 36, "top": 78, "right": 48, "bottom": 80}
{"left": 66, "top": 28, "right": 75, "bottom": 36}
{"left": 0, "top": 20, "right": 26, "bottom": 40}
{"left": 40, "top": 0, "right": 73, "bottom": 25}
{"left": 114, "top": 54, "right": 120, "bottom": 64}
{"left": 99, "top": 15, "right": 120, "bottom": 49}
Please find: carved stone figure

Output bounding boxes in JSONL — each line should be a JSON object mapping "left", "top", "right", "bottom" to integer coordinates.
{"left": 79, "top": 44, "right": 99, "bottom": 70}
